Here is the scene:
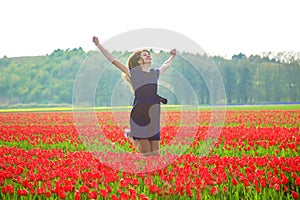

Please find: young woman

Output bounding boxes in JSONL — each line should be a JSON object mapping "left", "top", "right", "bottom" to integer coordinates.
{"left": 92, "top": 36, "right": 176, "bottom": 156}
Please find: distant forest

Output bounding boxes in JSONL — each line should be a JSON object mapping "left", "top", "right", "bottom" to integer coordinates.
{"left": 0, "top": 48, "right": 299, "bottom": 108}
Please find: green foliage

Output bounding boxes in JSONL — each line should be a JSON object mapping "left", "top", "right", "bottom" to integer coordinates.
{"left": 0, "top": 49, "right": 300, "bottom": 108}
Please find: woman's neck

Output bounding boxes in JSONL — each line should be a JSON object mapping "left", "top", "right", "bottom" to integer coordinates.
{"left": 140, "top": 64, "right": 151, "bottom": 72}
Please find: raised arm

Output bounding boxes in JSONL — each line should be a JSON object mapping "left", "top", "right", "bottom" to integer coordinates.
{"left": 92, "top": 36, "right": 130, "bottom": 77}
{"left": 159, "top": 49, "right": 176, "bottom": 75}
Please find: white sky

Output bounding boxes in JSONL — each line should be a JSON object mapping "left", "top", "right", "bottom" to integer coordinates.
{"left": 1, "top": 0, "right": 299, "bottom": 58}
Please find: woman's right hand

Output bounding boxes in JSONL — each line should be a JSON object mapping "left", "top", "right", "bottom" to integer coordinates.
{"left": 92, "top": 36, "right": 99, "bottom": 46}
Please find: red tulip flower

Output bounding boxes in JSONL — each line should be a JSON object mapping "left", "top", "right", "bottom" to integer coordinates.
{"left": 292, "top": 191, "right": 299, "bottom": 200}
{"left": 232, "top": 178, "right": 238, "bottom": 186}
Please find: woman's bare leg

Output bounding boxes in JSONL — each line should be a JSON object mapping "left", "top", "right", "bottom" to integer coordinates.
{"left": 125, "top": 129, "right": 141, "bottom": 152}
{"left": 125, "top": 129, "right": 157, "bottom": 156}
{"left": 137, "top": 139, "right": 152, "bottom": 155}
{"left": 127, "top": 136, "right": 140, "bottom": 150}
{"left": 150, "top": 140, "right": 160, "bottom": 156}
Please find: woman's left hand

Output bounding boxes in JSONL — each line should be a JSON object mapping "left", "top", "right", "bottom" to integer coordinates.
{"left": 170, "top": 49, "right": 176, "bottom": 56}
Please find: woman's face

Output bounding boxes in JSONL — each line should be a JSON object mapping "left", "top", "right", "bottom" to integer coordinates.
{"left": 140, "top": 51, "right": 152, "bottom": 65}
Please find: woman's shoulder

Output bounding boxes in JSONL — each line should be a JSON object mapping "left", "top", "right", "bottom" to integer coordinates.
{"left": 151, "top": 68, "right": 160, "bottom": 77}
{"left": 150, "top": 68, "right": 160, "bottom": 73}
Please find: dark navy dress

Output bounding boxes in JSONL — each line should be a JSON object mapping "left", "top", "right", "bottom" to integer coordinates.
{"left": 129, "top": 67, "right": 161, "bottom": 140}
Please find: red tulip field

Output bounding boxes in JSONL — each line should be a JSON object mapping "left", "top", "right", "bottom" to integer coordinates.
{"left": 0, "top": 106, "right": 299, "bottom": 199}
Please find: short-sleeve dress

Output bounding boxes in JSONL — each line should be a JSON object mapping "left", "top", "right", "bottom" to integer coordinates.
{"left": 129, "top": 67, "right": 161, "bottom": 140}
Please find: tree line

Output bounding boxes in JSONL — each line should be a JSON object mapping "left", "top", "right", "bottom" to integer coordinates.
{"left": 0, "top": 48, "right": 299, "bottom": 108}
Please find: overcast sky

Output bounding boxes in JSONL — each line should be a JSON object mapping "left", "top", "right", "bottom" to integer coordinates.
{"left": 1, "top": 0, "right": 299, "bottom": 58}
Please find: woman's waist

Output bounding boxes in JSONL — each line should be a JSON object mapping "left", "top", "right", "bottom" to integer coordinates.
{"left": 134, "top": 96, "right": 160, "bottom": 103}
{"left": 134, "top": 95, "right": 167, "bottom": 104}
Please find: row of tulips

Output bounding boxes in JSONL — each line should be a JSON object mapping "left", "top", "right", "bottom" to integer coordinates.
{"left": 1, "top": 119, "right": 299, "bottom": 157}
{"left": 1, "top": 110, "right": 299, "bottom": 127}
